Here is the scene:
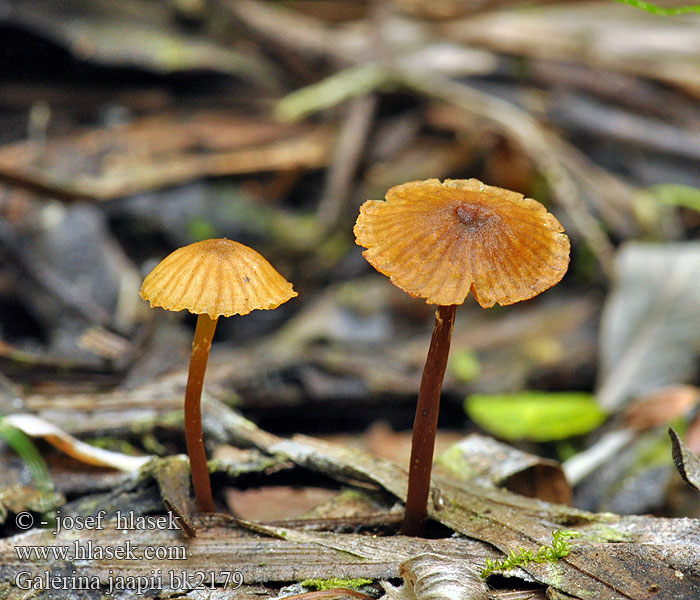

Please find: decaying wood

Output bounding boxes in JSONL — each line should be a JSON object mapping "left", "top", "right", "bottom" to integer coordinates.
{"left": 0, "top": 521, "right": 499, "bottom": 588}
{"left": 3, "top": 408, "right": 698, "bottom": 599}
{"left": 6, "top": 410, "right": 700, "bottom": 600}
{"left": 222, "top": 414, "right": 700, "bottom": 599}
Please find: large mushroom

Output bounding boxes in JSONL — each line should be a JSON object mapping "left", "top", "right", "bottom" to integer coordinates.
{"left": 354, "top": 178, "right": 570, "bottom": 536}
{"left": 140, "top": 238, "right": 297, "bottom": 512}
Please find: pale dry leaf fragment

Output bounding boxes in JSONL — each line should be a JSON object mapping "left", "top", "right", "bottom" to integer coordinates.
{"left": 381, "top": 553, "right": 489, "bottom": 600}
{"left": 3, "top": 414, "right": 151, "bottom": 471}
{"left": 563, "top": 429, "right": 635, "bottom": 486}
{"left": 597, "top": 242, "right": 700, "bottom": 410}
{"left": 438, "top": 434, "right": 572, "bottom": 505}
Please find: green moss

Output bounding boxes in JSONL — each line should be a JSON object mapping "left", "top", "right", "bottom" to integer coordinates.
{"left": 481, "top": 529, "right": 580, "bottom": 579}
{"left": 301, "top": 578, "right": 374, "bottom": 591}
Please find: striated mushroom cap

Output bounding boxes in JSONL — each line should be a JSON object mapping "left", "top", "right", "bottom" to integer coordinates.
{"left": 140, "top": 238, "right": 297, "bottom": 317}
{"left": 354, "top": 178, "right": 570, "bottom": 308}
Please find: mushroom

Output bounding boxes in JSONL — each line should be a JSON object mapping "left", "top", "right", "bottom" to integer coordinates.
{"left": 140, "top": 238, "right": 297, "bottom": 512}
{"left": 354, "top": 178, "right": 570, "bottom": 536}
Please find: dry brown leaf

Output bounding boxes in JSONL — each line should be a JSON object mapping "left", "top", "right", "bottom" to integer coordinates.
{"left": 0, "top": 113, "right": 334, "bottom": 200}
{"left": 623, "top": 385, "right": 700, "bottom": 431}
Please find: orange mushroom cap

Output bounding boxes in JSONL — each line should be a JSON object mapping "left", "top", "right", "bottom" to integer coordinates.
{"left": 354, "top": 178, "right": 570, "bottom": 308}
{"left": 140, "top": 238, "right": 297, "bottom": 317}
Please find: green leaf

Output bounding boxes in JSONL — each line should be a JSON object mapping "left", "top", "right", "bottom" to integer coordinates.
{"left": 612, "top": 0, "right": 700, "bottom": 16}
{"left": 649, "top": 184, "right": 700, "bottom": 213}
{"left": 465, "top": 391, "right": 607, "bottom": 441}
{"left": 0, "top": 419, "right": 53, "bottom": 493}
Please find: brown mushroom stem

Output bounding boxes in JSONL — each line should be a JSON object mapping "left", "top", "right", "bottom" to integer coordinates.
{"left": 184, "top": 313, "right": 218, "bottom": 513}
{"left": 401, "top": 304, "right": 456, "bottom": 537}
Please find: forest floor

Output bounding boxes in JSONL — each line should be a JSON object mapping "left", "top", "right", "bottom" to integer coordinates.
{"left": 1, "top": 1, "right": 700, "bottom": 598}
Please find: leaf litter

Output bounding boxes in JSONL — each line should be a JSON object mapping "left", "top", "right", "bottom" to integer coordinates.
{"left": 1, "top": 1, "right": 700, "bottom": 598}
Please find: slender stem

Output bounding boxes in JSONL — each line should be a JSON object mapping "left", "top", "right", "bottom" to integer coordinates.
{"left": 184, "top": 313, "right": 218, "bottom": 513}
{"left": 401, "top": 304, "right": 456, "bottom": 536}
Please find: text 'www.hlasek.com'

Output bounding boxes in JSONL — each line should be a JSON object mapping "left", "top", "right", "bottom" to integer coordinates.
{"left": 12, "top": 509, "right": 244, "bottom": 596}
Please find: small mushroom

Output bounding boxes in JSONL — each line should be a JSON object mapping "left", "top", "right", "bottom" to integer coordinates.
{"left": 354, "top": 178, "right": 570, "bottom": 536}
{"left": 140, "top": 238, "right": 297, "bottom": 512}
